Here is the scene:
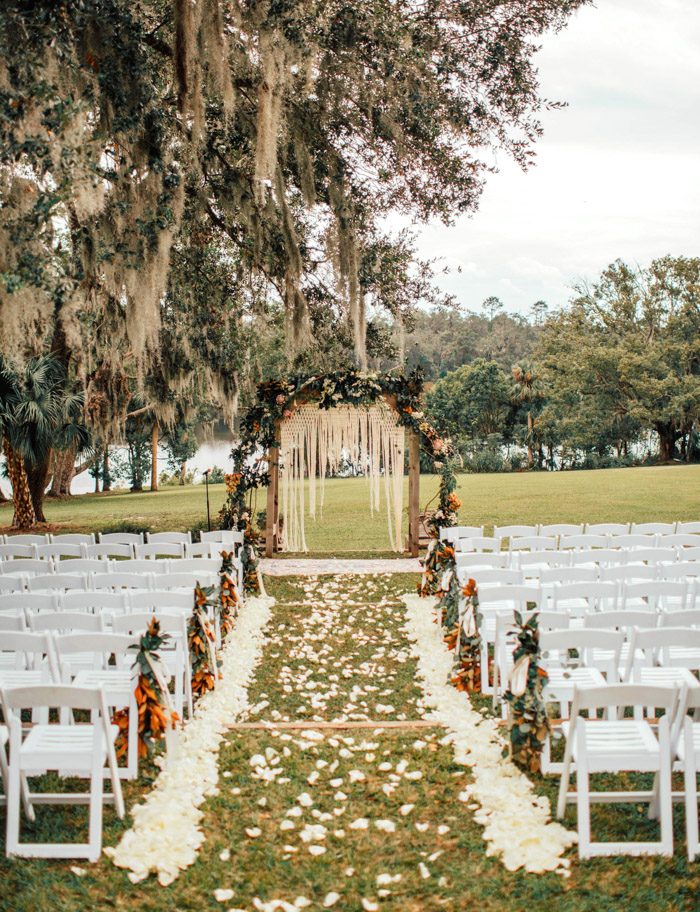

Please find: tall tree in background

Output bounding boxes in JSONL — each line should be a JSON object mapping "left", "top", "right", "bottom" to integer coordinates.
{"left": 510, "top": 361, "right": 544, "bottom": 467}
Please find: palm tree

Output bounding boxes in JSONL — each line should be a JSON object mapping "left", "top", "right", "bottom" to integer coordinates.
{"left": 510, "top": 361, "right": 544, "bottom": 468}
{"left": 0, "top": 356, "right": 88, "bottom": 527}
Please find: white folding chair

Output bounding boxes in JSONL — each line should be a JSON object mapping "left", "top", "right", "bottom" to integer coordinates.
{"left": 84, "top": 542, "right": 134, "bottom": 560}
{"left": 98, "top": 532, "right": 145, "bottom": 547}
{"left": 185, "top": 541, "right": 217, "bottom": 559}
{"left": 50, "top": 533, "right": 96, "bottom": 546}
{"left": 478, "top": 585, "right": 540, "bottom": 694}
{"left": 631, "top": 523, "right": 676, "bottom": 536}
{"left": 625, "top": 548, "right": 676, "bottom": 568}
{"left": 127, "top": 590, "right": 194, "bottom": 613}
{"left": 29, "top": 612, "right": 105, "bottom": 635}
{"left": 455, "top": 536, "right": 501, "bottom": 553}
{"left": 199, "top": 530, "right": 243, "bottom": 545}
{"left": 456, "top": 567, "right": 522, "bottom": 588}
{"left": 676, "top": 522, "right": 700, "bottom": 535}
{"left": 540, "top": 566, "right": 598, "bottom": 586}
{"left": 660, "top": 608, "right": 700, "bottom": 628}
{"left": 92, "top": 572, "right": 153, "bottom": 592}
{"left": 173, "top": 558, "right": 219, "bottom": 574}
{"left": 571, "top": 549, "right": 626, "bottom": 569}
{"left": 623, "top": 628, "right": 700, "bottom": 709}
{"left": 54, "top": 633, "right": 139, "bottom": 779}
{"left": 539, "top": 523, "right": 583, "bottom": 537}
{"left": 0, "top": 592, "right": 59, "bottom": 618}
{"left": 541, "top": 628, "right": 620, "bottom": 708}
{"left": 439, "top": 525, "right": 484, "bottom": 543}
{"left": 509, "top": 535, "right": 558, "bottom": 552}
{"left": 146, "top": 531, "right": 192, "bottom": 546}
{"left": 135, "top": 542, "right": 186, "bottom": 560}
{"left": 0, "top": 615, "right": 27, "bottom": 632}
{"left": 455, "top": 552, "right": 509, "bottom": 571}
{"left": 2, "top": 684, "right": 124, "bottom": 859}
{"left": 559, "top": 534, "right": 609, "bottom": 551}
{"left": 160, "top": 571, "right": 216, "bottom": 589}
{"left": 109, "top": 559, "right": 168, "bottom": 575}
{"left": 0, "top": 544, "right": 35, "bottom": 560}
{"left": 585, "top": 523, "right": 630, "bottom": 536}
{"left": 0, "top": 559, "right": 50, "bottom": 578}
{"left": 60, "top": 591, "right": 127, "bottom": 619}
{"left": 600, "top": 564, "right": 657, "bottom": 584}
{"left": 551, "top": 581, "right": 618, "bottom": 617}
{"left": 4, "top": 534, "right": 49, "bottom": 546}
{"left": 621, "top": 580, "right": 687, "bottom": 613}
{"left": 27, "top": 573, "right": 87, "bottom": 593}
{"left": 661, "top": 534, "right": 700, "bottom": 550}
{"left": 0, "top": 631, "right": 59, "bottom": 713}
{"left": 556, "top": 683, "right": 677, "bottom": 858}
{"left": 683, "top": 547, "right": 700, "bottom": 563}
{"left": 493, "top": 524, "right": 538, "bottom": 543}
{"left": 0, "top": 577, "right": 26, "bottom": 595}
{"left": 35, "top": 543, "right": 83, "bottom": 562}
{"left": 610, "top": 534, "right": 659, "bottom": 550}
{"left": 55, "top": 558, "right": 108, "bottom": 575}
{"left": 516, "top": 551, "right": 570, "bottom": 579}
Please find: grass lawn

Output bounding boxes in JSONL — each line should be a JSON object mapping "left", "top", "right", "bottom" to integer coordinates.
{"left": 1, "top": 464, "right": 699, "bottom": 551}
{"left": 1, "top": 573, "right": 697, "bottom": 912}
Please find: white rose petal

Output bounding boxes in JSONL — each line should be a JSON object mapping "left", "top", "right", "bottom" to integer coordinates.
{"left": 418, "top": 862, "right": 431, "bottom": 880}
{"left": 245, "top": 827, "right": 262, "bottom": 838}
{"left": 219, "top": 848, "right": 231, "bottom": 861}
{"left": 349, "top": 818, "right": 369, "bottom": 830}
{"left": 399, "top": 804, "right": 414, "bottom": 816}
{"left": 323, "top": 892, "right": 341, "bottom": 907}
{"left": 214, "top": 888, "right": 235, "bottom": 902}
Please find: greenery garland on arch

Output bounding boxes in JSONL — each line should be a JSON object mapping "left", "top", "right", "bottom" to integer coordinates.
{"left": 219, "top": 369, "right": 458, "bottom": 591}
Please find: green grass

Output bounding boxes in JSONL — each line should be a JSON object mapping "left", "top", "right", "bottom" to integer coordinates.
{"left": 2, "top": 465, "right": 699, "bottom": 551}
{"left": 1, "top": 573, "right": 698, "bottom": 912}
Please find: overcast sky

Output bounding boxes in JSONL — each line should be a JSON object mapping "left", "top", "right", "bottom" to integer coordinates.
{"left": 413, "top": 0, "right": 700, "bottom": 319}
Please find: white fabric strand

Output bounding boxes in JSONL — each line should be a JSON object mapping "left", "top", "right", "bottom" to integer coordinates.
{"left": 279, "top": 403, "right": 405, "bottom": 552}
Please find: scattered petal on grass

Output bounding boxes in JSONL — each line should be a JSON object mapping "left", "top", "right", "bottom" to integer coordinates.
{"left": 375, "top": 820, "right": 396, "bottom": 833}
{"left": 323, "top": 892, "right": 341, "bottom": 907}
{"left": 418, "top": 862, "right": 431, "bottom": 880}
{"left": 361, "top": 899, "right": 379, "bottom": 912}
{"left": 219, "top": 848, "right": 231, "bottom": 861}
{"left": 245, "top": 828, "right": 262, "bottom": 838}
{"left": 69, "top": 866, "right": 86, "bottom": 877}
{"left": 309, "top": 845, "right": 327, "bottom": 856}
{"left": 213, "top": 888, "right": 235, "bottom": 902}
{"left": 399, "top": 804, "right": 414, "bottom": 816}
{"left": 349, "top": 818, "right": 369, "bottom": 830}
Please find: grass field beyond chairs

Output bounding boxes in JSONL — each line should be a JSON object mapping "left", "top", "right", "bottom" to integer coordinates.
{"left": 0, "top": 464, "right": 698, "bottom": 552}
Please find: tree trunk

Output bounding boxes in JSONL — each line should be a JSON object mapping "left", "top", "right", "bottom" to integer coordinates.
{"left": 526, "top": 411, "right": 533, "bottom": 467}
{"left": 49, "top": 444, "right": 77, "bottom": 497}
{"left": 179, "top": 461, "right": 186, "bottom": 485}
{"left": 151, "top": 422, "right": 159, "bottom": 491}
{"left": 656, "top": 423, "right": 678, "bottom": 462}
{"left": 102, "top": 448, "right": 111, "bottom": 492}
{"left": 27, "top": 456, "right": 51, "bottom": 523}
{"left": 3, "top": 438, "right": 36, "bottom": 529}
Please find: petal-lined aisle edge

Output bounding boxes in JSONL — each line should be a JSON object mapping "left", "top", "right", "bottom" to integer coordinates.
{"left": 401, "top": 593, "right": 576, "bottom": 875}
{"left": 106, "top": 596, "right": 275, "bottom": 885}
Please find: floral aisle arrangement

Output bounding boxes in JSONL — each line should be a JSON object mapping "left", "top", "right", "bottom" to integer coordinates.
{"left": 451, "top": 577, "right": 483, "bottom": 693}
{"left": 217, "top": 550, "right": 240, "bottom": 639}
{"left": 113, "top": 617, "right": 179, "bottom": 760}
{"left": 188, "top": 585, "right": 219, "bottom": 698}
{"left": 106, "top": 595, "right": 276, "bottom": 885}
{"left": 424, "top": 460, "right": 460, "bottom": 539}
{"left": 503, "top": 612, "right": 550, "bottom": 774}
{"left": 401, "top": 593, "right": 576, "bottom": 874}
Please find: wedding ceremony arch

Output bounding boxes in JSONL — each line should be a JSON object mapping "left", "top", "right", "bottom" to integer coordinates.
{"left": 218, "top": 370, "right": 457, "bottom": 557}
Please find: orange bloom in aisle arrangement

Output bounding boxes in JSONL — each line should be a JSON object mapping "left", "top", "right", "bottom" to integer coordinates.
{"left": 217, "top": 550, "right": 240, "bottom": 640}
{"left": 188, "top": 584, "right": 219, "bottom": 697}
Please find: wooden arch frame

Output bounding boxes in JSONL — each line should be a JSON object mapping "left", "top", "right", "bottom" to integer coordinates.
{"left": 264, "top": 392, "right": 421, "bottom": 557}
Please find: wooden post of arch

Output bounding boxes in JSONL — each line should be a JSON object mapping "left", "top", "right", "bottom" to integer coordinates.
{"left": 265, "top": 421, "right": 280, "bottom": 557}
{"left": 408, "top": 430, "right": 420, "bottom": 557}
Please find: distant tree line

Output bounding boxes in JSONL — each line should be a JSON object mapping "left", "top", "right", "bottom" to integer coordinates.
{"left": 425, "top": 256, "right": 700, "bottom": 470}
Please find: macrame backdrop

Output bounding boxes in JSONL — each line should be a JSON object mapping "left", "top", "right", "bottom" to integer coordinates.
{"left": 279, "top": 403, "right": 405, "bottom": 552}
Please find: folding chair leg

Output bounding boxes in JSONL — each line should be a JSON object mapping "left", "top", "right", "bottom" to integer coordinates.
{"left": 657, "top": 718, "right": 673, "bottom": 857}
{"left": 575, "top": 740, "right": 591, "bottom": 858}
{"left": 684, "top": 722, "right": 699, "bottom": 862}
{"left": 6, "top": 747, "right": 22, "bottom": 857}
{"left": 0, "top": 748, "right": 34, "bottom": 822}
{"left": 88, "top": 753, "right": 104, "bottom": 862}
{"left": 104, "top": 734, "right": 125, "bottom": 820}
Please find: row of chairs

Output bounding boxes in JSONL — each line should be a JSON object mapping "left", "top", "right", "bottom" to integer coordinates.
{"left": 455, "top": 550, "right": 700, "bottom": 575}
{"left": 441, "top": 521, "right": 700, "bottom": 542}
{"left": 0, "top": 588, "right": 195, "bottom": 620}
{"left": 458, "top": 533, "right": 700, "bottom": 553}
{"left": 1, "top": 530, "right": 242, "bottom": 548}
{"left": 0, "top": 538, "right": 241, "bottom": 562}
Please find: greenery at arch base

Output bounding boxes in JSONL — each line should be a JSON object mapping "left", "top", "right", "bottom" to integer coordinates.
{"left": 218, "top": 369, "right": 459, "bottom": 593}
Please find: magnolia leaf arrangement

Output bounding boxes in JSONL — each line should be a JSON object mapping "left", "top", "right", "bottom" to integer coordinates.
{"left": 188, "top": 584, "right": 220, "bottom": 698}
{"left": 503, "top": 611, "right": 550, "bottom": 775}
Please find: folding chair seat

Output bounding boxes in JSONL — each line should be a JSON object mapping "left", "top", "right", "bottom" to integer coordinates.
{"left": 540, "top": 628, "right": 619, "bottom": 713}
{"left": 556, "top": 683, "right": 678, "bottom": 857}
{"left": 114, "top": 612, "right": 191, "bottom": 718}
{"left": 585, "top": 523, "right": 630, "bottom": 536}
{"left": 439, "top": 525, "right": 484, "bottom": 544}
{"left": 135, "top": 542, "right": 186, "bottom": 560}
{"left": 539, "top": 523, "right": 584, "bottom": 538}
{"left": 146, "top": 531, "right": 192, "bottom": 546}
{"left": 0, "top": 631, "right": 59, "bottom": 716}
{"left": 84, "top": 542, "right": 133, "bottom": 560}
{"left": 27, "top": 573, "right": 88, "bottom": 593}
{"left": 1, "top": 684, "right": 124, "bottom": 859}
{"left": 0, "top": 544, "right": 36, "bottom": 560}
{"left": 623, "top": 628, "right": 700, "bottom": 710}
{"left": 583, "top": 609, "right": 655, "bottom": 678}
{"left": 54, "top": 633, "right": 139, "bottom": 779}
{"left": 50, "top": 533, "right": 96, "bottom": 546}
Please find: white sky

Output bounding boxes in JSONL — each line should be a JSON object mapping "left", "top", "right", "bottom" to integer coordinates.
{"left": 413, "top": 0, "right": 700, "bottom": 318}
